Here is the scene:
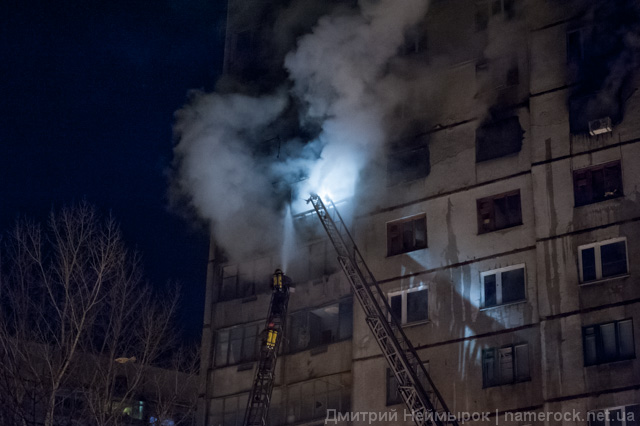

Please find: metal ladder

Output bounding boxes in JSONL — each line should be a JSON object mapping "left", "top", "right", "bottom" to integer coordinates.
{"left": 308, "top": 194, "right": 458, "bottom": 426}
{"left": 243, "top": 272, "right": 291, "bottom": 426}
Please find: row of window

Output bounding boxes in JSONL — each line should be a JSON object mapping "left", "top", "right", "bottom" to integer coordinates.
{"left": 388, "top": 160, "right": 624, "bottom": 256}
{"left": 214, "top": 299, "right": 353, "bottom": 367}
{"left": 209, "top": 374, "right": 350, "bottom": 426}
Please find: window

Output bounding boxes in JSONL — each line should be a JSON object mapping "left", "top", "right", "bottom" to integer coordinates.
{"left": 588, "top": 404, "right": 640, "bottom": 426}
{"left": 210, "top": 394, "right": 248, "bottom": 426}
{"left": 285, "top": 374, "right": 351, "bottom": 424}
{"left": 387, "top": 144, "right": 430, "bottom": 186}
{"left": 386, "top": 363, "right": 429, "bottom": 405}
{"left": 288, "top": 299, "right": 353, "bottom": 353}
{"left": 481, "top": 264, "right": 526, "bottom": 308}
{"left": 477, "top": 190, "right": 522, "bottom": 234}
{"left": 573, "top": 161, "right": 623, "bottom": 207}
{"left": 482, "top": 343, "right": 529, "bottom": 387}
{"left": 387, "top": 215, "right": 427, "bottom": 256}
{"left": 214, "top": 323, "right": 260, "bottom": 367}
{"left": 475, "top": 116, "right": 523, "bottom": 163}
{"left": 567, "top": 28, "right": 587, "bottom": 64}
{"left": 583, "top": 319, "right": 635, "bottom": 366}
{"left": 219, "top": 257, "right": 272, "bottom": 301}
{"left": 578, "top": 238, "right": 628, "bottom": 283}
{"left": 475, "top": 0, "right": 516, "bottom": 30}
{"left": 388, "top": 287, "right": 428, "bottom": 325}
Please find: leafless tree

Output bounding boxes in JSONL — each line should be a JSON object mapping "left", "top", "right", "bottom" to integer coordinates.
{"left": 0, "top": 203, "right": 196, "bottom": 426}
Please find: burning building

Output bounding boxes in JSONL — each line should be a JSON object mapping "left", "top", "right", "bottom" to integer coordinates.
{"left": 172, "top": 0, "right": 640, "bottom": 424}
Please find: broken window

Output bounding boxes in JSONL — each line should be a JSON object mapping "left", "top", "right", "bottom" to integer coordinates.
{"left": 214, "top": 322, "right": 260, "bottom": 367}
{"left": 388, "top": 287, "right": 428, "bottom": 325}
{"left": 476, "top": 190, "right": 522, "bottom": 234}
{"left": 387, "top": 214, "right": 427, "bottom": 256}
{"left": 578, "top": 237, "right": 628, "bottom": 283}
{"left": 288, "top": 298, "right": 353, "bottom": 353}
{"left": 588, "top": 404, "right": 640, "bottom": 426}
{"left": 482, "top": 343, "right": 529, "bottom": 387}
{"left": 481, "top": 264, "right": 526, "bottom": 308}
{"left": 583, "top": 319, "right": 635, "bottom": 366}
{"left": 475, "top": 116, "right": 523, "bottom": 163}
{"left": 387, "top": 144, "right": 430, "bottom": 186}
{"left": 573, "top": 161, "right": 623, "bottom": 207}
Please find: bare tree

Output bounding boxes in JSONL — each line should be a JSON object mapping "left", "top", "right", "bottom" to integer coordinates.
{"left": 0, "top": 203, "right": 195, "bottom": 426}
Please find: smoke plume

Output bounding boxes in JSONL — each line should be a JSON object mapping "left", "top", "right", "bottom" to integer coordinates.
{"left": 171, "top": 0, "right": 430, "bottom": 262}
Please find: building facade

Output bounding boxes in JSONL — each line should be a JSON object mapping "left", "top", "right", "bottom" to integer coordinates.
{"left": 199, "top": 1, "right": 640, "bottom": 425}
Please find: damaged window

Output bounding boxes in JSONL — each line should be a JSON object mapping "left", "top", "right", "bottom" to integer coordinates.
{"left": 387, "top": 144, "right": 430, "bottom": 186}
{"left": 475, "top": 116, "right": 523, "bottom": 163}
{"left": 578, "top": 237, "right": 628, "bottom": 283}
{"left": 288, "top": 298, "right": 352, "bottom": 353}
{"left": 387, "top": 214, "right": 427, "bottom": 256}
{"left": 476, "top": 190, "right": 522, "bottom": 234}
{"left": 583, "top": 319, "right": 635, "bottom": 366}
{"left": 573, "top": 161, "right": 623, "bottom": 206}
{"left": 482, "top": 343, "right": 529, "bottom": 387}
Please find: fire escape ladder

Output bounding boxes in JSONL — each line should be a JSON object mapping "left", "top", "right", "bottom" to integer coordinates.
{"left": 243, "top": 273, "right": 291, "bottom": 426}
{"left": 308, "top": 194, "right": 458, "bottom": 426}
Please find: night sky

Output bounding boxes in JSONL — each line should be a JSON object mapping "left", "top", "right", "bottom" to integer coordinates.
{"left": 0, "top": 0, "right": 227, "bottom": 342}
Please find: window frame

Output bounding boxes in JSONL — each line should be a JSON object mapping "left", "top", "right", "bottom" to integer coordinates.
{"left": 476, "top": 190, "right": 522, "bottom": 234}
{"left": 480, "top": 264, "right": 526, "bottom": 309}
{"left": 482, "top": 343, "right": 530, "bottom": 388}
{"left": 387, "top": 286, "right": 429, "bottom": 325}
{"left": 214, "top": 322, "right": 261, "bottom": 367}
{"left": 578, "top": 237, "right": 629, "bottom": 284}
{"left": 588, "top": 404, "right": 640, "bottom": 426}
{"left": 386, "top": 214, "right": 428, "bottom": 256}
{"left": 287, "top": 298, "right": 353, "bottom": 354}
{"left": 573, "top": 160, "right": 623, "bottom": 207}
{"left": 583, "top": 318, "right": 635, "bottom": 366}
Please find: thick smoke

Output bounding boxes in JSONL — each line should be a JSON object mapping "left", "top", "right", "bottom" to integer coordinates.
{"left": 286, "top": 0, "right": 430, "bottom": 202}
{"left": 171, "top": 0, "right": 430, "bottom": 262}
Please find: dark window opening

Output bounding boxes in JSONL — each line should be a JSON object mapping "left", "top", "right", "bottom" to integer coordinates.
{"left": 215, "top": 323, "right": 260, "bottom": 367}
{"left": 583, "top": 319, "right": 635, "bottom": 366}
{"left": 573, "top": 161, "right": 623, "bottom": 207}
{"left": 387, "top": 215, "right": 427, "bottom": 256}
{"left": 475, "top": 116, "right": 523, "bottom": 163}
{"left": 288, "top": 299, "right": 353, "bottom": 353}
{"left": 482, "top": 265, "right": 526, "bottom": 308}
{"left": 482, "top": 344, "right": 529, "bottom": 387}
{"left": 579, "top": 238, "right": 628, "bottom": 283}
{"left": 387, "top": 144, "right": 430, "bottom": 186}
{"left": 588, "top": 405, "right": 640, "bottom": 426}
{"left": 477, "top": 190, "right": 522, "bottom": 234}
{"left": 386, "top": 364, "right": 429, "bottom": 406}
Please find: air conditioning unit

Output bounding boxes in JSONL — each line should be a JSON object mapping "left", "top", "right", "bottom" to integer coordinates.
{"left": 588, "top": 117, "right": 612, "bottom": 136}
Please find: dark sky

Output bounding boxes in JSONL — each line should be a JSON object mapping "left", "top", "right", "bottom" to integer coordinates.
{"left": 0, "top": 0, "right": 227, "bottom": 342}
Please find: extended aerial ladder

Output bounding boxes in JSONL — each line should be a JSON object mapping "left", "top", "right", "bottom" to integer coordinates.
{"left": 308, "top": 194, "right": 458, "bottom": 426}
{"left": 243, "top": 269, "right": 291, "bottom": 426}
